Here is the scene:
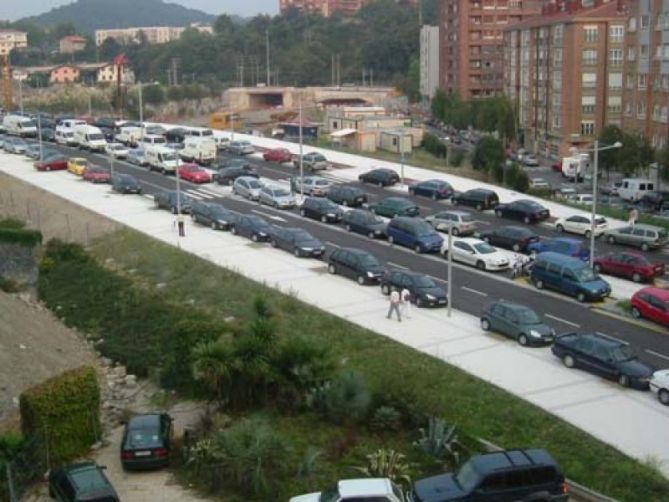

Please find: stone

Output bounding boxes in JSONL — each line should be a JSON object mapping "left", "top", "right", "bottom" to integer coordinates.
{"left": 113, "top": 365, "right": 127, "bottom": 378}
{"left": 124, "top": 374, "right": 137, "bottom": 388}
{"left": 100, "top": 357, "right": 112, "bottom": 367}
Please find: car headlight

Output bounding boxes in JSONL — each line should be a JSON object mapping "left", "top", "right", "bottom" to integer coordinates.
{"left": 529, "top": 330, "right": 542, "bottom": 338}
{"left": 425, "top": 294, "right": 436, "bottom": 300}
{"left": 218, "top": 219, "right": 227, "bottom": 224}
{"left": 367, "top": 271, "right": 376, "bottom": 278}
{"left": 258, "top": 232, "right": 267, "bottom": 237}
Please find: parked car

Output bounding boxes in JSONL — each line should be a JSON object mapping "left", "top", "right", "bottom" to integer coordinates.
{"left": 178, "top": 163, "right": 211, "bottom": 183}
{"left": 593, "top": 252, "right": 664, "bottom": 283}
{"left": 600, "top": 181, "right": 622, "bottom": 196}
{"left": 153, "top": 190, "right": 193, "bottom": 214}
{"left": 217, "top": 158, "right": 251, "bottom": 170}
{"left": 328, "top": 247, "right": 385, "bottom": 285}
{"left": 190, "top": 201, "right": 239, "bottom": 230}
{"left": 567, "top": 193, "right": 593, "bottom": 206}
{"left": 480, "top": 302, "right": 555, "bottom": 346}
{"left": 230, "top": 214, "right": 273, "bottom": 242}
{"left": 232, "top": 175, "right": 263, "bottom": 200}
{"left": 228, "top": 140, "right": 255, "bottom": 155}
{"left": 111, "top": 173, "right": 142, "bottom": 194}
{"left": 411, "top": 449, "right": 568, "bottom": 502}
{"left": 480, "top": 225, "right": 539, "bottom": 253}
{"left": 127, "top": 148, "right": 148, "bottom": 166}
{"left": 530, "top": 252, "right": 610, "bottom": 302}
{"left": 105, "top": 142, "right": 129, "bottom": 159}
{"left": 527, "top": 237, "right": 590, "bottom": 261}
{"left": 293, "top": 151, "right": 329, "bottom": 171}
{"left": 530, "top": 178, "right": 550, "bottom": 189}
{"left": 67, "top": 157, "right": 88, "bottom": 176}
{"left": 604, "top": 224, "right": 668, "bottom": 251}
{"left": 630, "top": 287, "right": 669, "bottom": 327}
{"left": 121, "top": 412, "right": 173, "bottom": 470}
{"left": 48, "top": 462, "right": 120, "bottom": 502}
{"left": 408, "top": 179, "right": 454, "bottom": 200}
{"left": 299, "top": 197, "right": 343, "bottom": 223}
{"left": 341, "top": 209, "right": 387, "bottom": 238}
{"left": 165, "top": 127, "right": 187, "bottom": 143}
{"left": 650, "top": 369, "right": 669, "bottom": 405}
{"left": 3, "top": 137, "right": 28, "bottom": 154}
{"left": 555, "top": 215, "right": 608, "bottom": 238}
{"left": 452, "top": 188, "right": 499, "bottom": 211}
{"left": 327, "top": 185, "right": 368, "bottom": 207}
{"left": 551, "top": 332, "right": 654, "bottom": 389}
{"left": 387, "top": 217, "right": 443, "bottom": 253}
{"left": 380, "top": 269, "right": 448, "bottom": 308}
{"left": 636, "top": 190, "right": 669, "bottom": 211}
{"left": 214, "top": 165, "right": 258, "bottom": 185}
{"left": 259, "top": 185, "right": 296, "bottom": 209}
{"left": 442, "top": 237, "right": 510, "bottom": 271}
{"left": 34, "top": 154, "right": 68, "bottom": 171}
{"left": 24, "top": 144, "right": 42, "bottom": 160}
{"left": 82, "top": 166, "right": 111, "bottom": 184}
{"left": 555, "top": 187, "right": 577, "bottom": 200}
{"left": 523, "top": 154, "right": 540, "bottom": 166}
{"left": 290, "top": 478, "right": 405, "bottom": 502}
{"left": 39, "top": 126, "right": 55, "bottom": 142}
{"left": 358, "top": 168, "right": 400, "bottom": 187}
{"left": 424, "top": 210, "right": 477, "bottom": 236}
{"left": 368, "top": 197, "right": 419, "bottom": 218}
{"left": 290, "top": 175, "right": 332, "bottom": 196}
{"left": 494, "top": 199, "right": 550, "bottom": 224}
{"left": 263, "top": 147, "right": 293, "bottom": 163}
{"left": 269, "top": 227, "right": 325, "bottom": 257}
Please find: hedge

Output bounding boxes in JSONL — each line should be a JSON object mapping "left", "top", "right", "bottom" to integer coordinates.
{"left": 19, "top": 366, "right": 100, "bottom": 464}
{"left": 0, "top": 228, "right": 42, "bottom": 247}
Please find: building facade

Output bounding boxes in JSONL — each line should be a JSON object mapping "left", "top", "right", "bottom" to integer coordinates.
{"left": 50, "top": 65, "right": 80, "bottom": 84}
{"left": 95, "top": 24, "right": 213, "bottom": 47}
{"left": 59, "top": 35, "right": 87, "bottom": 54}
{"left": 279, "top": 0, "right": 416, "bottom": 17}
{"left": 439, "top": 0, "right": 543, "bottom": 100}
{"left": 622, "top": 0, "right": 669, "bottom": 151}
{"left": 504, "top": 0, "right": 627, "bottom": 157}
{"left": 0, "top": 29, "right": 28, "bottom": 56}
{"left": 420, "top": 25, "right": 440, "bottom": 100}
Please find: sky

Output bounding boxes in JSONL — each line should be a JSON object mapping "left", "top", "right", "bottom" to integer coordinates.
{"left": 0, "top": 0, "right": 279, "bottom": 21}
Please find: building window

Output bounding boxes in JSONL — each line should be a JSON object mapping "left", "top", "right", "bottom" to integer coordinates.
{"left": 637, "top": 102, "right": 647, "bottom": 118}
{"left": 662, "top": 74, "right": 669, "bottom": 91}
{"left": 582, "top": 72, "right": 596, "bottom": 88}
{"left": 628, "top": 17, "right": 637, "bottom": 32}
{"left": 552, "top": 115, "right": 561, "bottom": 129}
{"left": 609, "top": 24, "right": 624, "bottom": 43}
{"left": 582, "top": 49, "right": 597, "bottom": 65}
{"left": 640, "top": 44, "right": 649, "bottom": 58}
{"left": 608, "top": 72, "right": 622, "bottom": 89}
{"left": 638, "top": 73, "right": 648, "bottom": 89}
{"left": 627, "top": 47, "right": 636, "bottom": 60}
{"left": 626, "top": 74, "right": 635, "bottom": 89}
{"left": 609, "top": 49, "right": 623, "bottom": 65}
{"left": 640, "top": 15, "right": 650, "bottom": 30}
{"left": 607, "top": 96, "right": 622, "bottom": 113}
{"left": 653, "top": 104, "right": 661, "bottom": 120}
{"left": 582, "top": 95, "right": 596, "bottom": 114}
{"left": 662, "top": 106, "right": 669, "bottom": 123}
{"left": 580, "top": 121, "right": 595, "bottom": 136}
{"left": 584, "top": 26, "right": 598, "bottom": 43}
{"left": 625, "top": 102, "right": 632, "bottom": 116}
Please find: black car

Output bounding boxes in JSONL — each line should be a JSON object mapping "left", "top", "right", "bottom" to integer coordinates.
{"left": 214, "top": 165, "right": 259, "bottom": 185}
{"left": 94, "top": 117, "right": 119, "bottom": 130}
{"left": 218, "top": 158, "right": 252, "bottom": 170}
{"left": 551, "top": 332, "right": 654, "bottom": 389}
{"left": 408, "top": 179, "right": 454, "bottom": 200}
{"left": 190, "top": 201, "right": 240, "bottom": 230}
{"left": 230, "top": 214, "right": 273, "bottom": 242}
{"left": 39, "top": 127, "right": 55, "bottom": 142}
{"left": 327, "top": 185, "right": 368, "bottom": 207}
{"left": 341, "top": 209, "right": 387, "bottom": 238}
{"left": 121, "top": 412, "right": 173, "bottom": 470}
{"left": 300, "top": 197, "right": 344, "bottom": 223}
{"left": 153, "top": 190, "right": 193, "bottom": 214}
{"left": 380, "top": 269, "right": 448, "bottom": 308}
{"left": 49, "top": 462, "right": 120, "bottom": 501}
{"left": 269, "top": 227, "right": 325, "bottom": 257}
{"left": 453, "top": 188, "right": 500, "bottom": 211}
{"left": 358, "top": 168, "right": 400, "bottom": 187}
{"left": 328, "top": 247, "right": 384, "bottom": 285}
{"left": 165, "top": 127, "right": 188, "bottom": 143}
{"left": 111, "top": 173, "right": 142, "bottom": 194}
{"left": 480, "top": 225, "right": 540, "bottom": 252}
{"left": 636, "top": 191, "right": 669, "bottom": 212}
{"left": 411, "top": 449, "right": 568, "bottom": 502}
{"left": 495, "top": 199, "right": 550, "bottom": 224}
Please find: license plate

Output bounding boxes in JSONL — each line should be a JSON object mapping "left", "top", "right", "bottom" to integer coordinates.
{"left": 134, "top": 451, "right": 151, "bottom": 457}
{"left": 439, "top": 299, "right": 447, "bottom": 304}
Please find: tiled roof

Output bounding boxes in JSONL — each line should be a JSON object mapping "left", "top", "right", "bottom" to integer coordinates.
{"left": 505, "top": 1, "right": 627, "bottom": 31}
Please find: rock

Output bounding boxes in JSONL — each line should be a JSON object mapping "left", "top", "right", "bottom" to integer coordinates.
{"left": 156, "top": 282, "right": 166, "bottom": 289}
{"left": 19, "top": 344, "right": 27, "bottom": 350}
{"left": 12, "top": 397, "right": 19, "bottom": 407}
{"left": 113, "top": 365, "right": 126, "bottom": 378}
{"left": 124, "top": 374, "right": 137, "bottom": 388}
{"left": 224, "top": 316, "right": 236, "bottom": 323}
{"left": 100, "top": 357, "right": 112, "bottom": 367}
{"left": 90, "top": 441, "right": 103, "bottom": 450}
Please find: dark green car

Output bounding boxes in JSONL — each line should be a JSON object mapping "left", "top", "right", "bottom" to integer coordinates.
{"left": 480, "top": 302, "right": 555, "bottom": 346}
{"left": 48, "top": 462, "right": 119, "bottom": 501}
{"left": 368, "top": 197, "right": 419, "bottom": 218}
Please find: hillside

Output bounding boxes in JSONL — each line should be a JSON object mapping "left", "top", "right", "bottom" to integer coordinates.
{"left": 22, "top": 0, "right": 216, "bottom": 33}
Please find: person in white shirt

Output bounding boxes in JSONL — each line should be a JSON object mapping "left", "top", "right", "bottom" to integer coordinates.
{"left": 401, "top": 288, "right": 411, "bottom": 318}
{"left": 387, "top": 290, "right": 402, "bottom": 322}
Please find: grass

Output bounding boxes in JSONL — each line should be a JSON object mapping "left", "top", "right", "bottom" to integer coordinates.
{"left": 83, "top": 228, "right": 669, "bottom": 501}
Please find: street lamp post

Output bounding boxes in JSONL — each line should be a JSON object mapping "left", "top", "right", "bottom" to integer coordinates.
{"left": 37, "top": 114, "right": 43, "bottom": 162}
{"left": 298, "top": 95, "right": 304, "bottom": 198}
{"left": 447, "top": 222, "right": 453, "bottom": 318}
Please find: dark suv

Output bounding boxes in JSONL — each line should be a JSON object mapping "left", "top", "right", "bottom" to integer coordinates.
{"left": 328, "top": 247, "right": 385, "bottom": 285}
{"left": 48, "top": 462, "right": 119, "bottom": 501}
{"left": 327, "top": 185, "right": 368, "bottom": 207}
{"left": 453, "top": 188, "right": 500, "bottom": 211}
{"left": 300, "top": 197, "right": 344, "bottom": 223}
{"left": 380, "top": 269, "right": 448, "bottom": 308}
{"left": 153, "top": 191, "right": 193, "bottom": 214}
{"left": 190, "top": 201, "right": 240, "bottom": 230}
{"left": 411, "top": 449, "right": 568, "bottom": 502}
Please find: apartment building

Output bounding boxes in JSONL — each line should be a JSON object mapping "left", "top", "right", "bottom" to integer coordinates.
{"left": 504, "top": 0, "right": 627, "bottom": 157}
{"left": 59, "top": 35, "right": 87, "bottom": 55}
{"left": 279, "top": 0, "right": 416, "bottom": 16}
{"left": 420, "top": 25, "right": 440, "bottom": 100}
{"left": 95, "top": 24, "right": 213, "bottom": 47}
{"left": 0, "top": 29, "right": 28, "bottom": 56}
{"left": 439, "top": 0, "right": 543, "bottom": 100}
{"left": 622, "top": 0, "right": 669, "bottom": 151}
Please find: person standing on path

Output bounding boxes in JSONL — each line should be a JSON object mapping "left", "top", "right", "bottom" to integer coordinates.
{"left": 387, "top": 290, "right": 402, "bottom": 322}
{"left": 176, "top": 213, "right": 186, "bottom": 237}
{"left": 401, "top": 288, "right": 411, "bottom": 318}
{"left": 629, "top": 207, "right": 639, "bottom": 227}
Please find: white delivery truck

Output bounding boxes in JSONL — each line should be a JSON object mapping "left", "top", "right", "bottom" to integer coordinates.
{"left": 140, "top": 134, "right": 167, "bottom": 146}
{"left": 116, "top": 126, "right": 144, "bottom": 146}
{"left": 146, "top": 145, "right": 180, "bottom": 174}
{"left": 185, "top": 127, "right": 214, "bottom": 138}
{"left": 73, "top": 124, "right": 107, "bottom": 152}
{"left": 180, "top": 137, "right": 217, "bottom": 165}
{"left": 56, "top": 119, "right": 87, "bottom": 146}
{"left": 618, "top": 178, "right": 655, "bottom": 201}
{"left": 2, "top": 114, "right": 38, "bottom": 137}
{"left": 561, "top": 153, "right": 590, "bottom": 181}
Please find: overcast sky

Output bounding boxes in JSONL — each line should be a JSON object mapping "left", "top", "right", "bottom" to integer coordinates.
{"left": 0, "top": 0, "right": 279, "bottom": 21}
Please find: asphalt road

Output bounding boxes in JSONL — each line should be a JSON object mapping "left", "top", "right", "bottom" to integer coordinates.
{"left": 25, "top": 142, "right": 669, "bottom": 368}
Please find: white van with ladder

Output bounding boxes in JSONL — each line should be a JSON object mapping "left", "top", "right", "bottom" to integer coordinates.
{"left": 2, "top": 114, "right": 38, "bottom": 138}
{"left": 73, "top": 124, "right": 107, "bottom": 152}
{"left": 146, "top": 145, "right": 180, "bottom": 174}
{"left": 618, "top": 178, "right": 655, "bottom": 202}
{"left": 180, "top": 136, "right": 217, "bottom": 165}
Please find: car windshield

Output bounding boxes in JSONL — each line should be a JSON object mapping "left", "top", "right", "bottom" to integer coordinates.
{"left": 575, "top": 267, "right": 597, "bottom": 282}
{"left": 21, "top": 120, "right": 36, "bottom": 128}
{"left": 312, "top": 154, "right": 326, "bottom": 161}
{"left": 517, "top": 308, "right": 542, "bottom": 324}
{"left": 162, "top": 152, "right": 177, "bottom": 161}
{"left": 112, "top": 144, "right": 124, "bottom": 150}
{"left": 460, "top": 214, "right": 474, "bottom": 222}
{"left": 415, "top": 221, "right": 436, "bottom": 236}
{"left": 413, "top": 275, "right": 436, "bottom": 288}
{"left": 455, "top": 461, "right": 480, "bottom": 491}
{"left": 595, "top": 217, "right": 607, "bottom": 225}
{"left": 358, "top": 254, "right": 380, "bottom": 267}
{"left": 88, "top": 168, "right": 107, "bottom": 174}
{"left": 70, "top": 469, "right": 107, "bottom": 490}
{"left": 201, "top": 129, "right": 213, "bottom": 136}
{"left": 610, "top": 345, "right": 635, "bottom": 362}
{"left": 524, "top": 201, "right": 544, "bottom": 210}
{"left": 273, "top": 188, "right": 291, "bottom": 197}
{"left": 474, "top": 243, "right": 496, "bottom": 254}
{"left": 319, "top": 485, "right": 340, "bottom": 502}
{"left": 125, "top": 427, "right": 163, "bottom": 448}
{"left": 246, "top": 179, "right": 261, "bottom": 188}
{"left": 88, "top": 134, "right": 104, "bottom": 140}
{"left": 292, "top": 230, "right": 313, "bottom": 241}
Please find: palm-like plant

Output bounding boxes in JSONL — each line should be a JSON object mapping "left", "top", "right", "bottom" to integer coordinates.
{"left": 355, "top": 448, "right": 412, "bottom": 488}
{"left": 414, "top": 417, "right": 462, "bottom": 466}
{"left": 191, "top": 339, "right": 233, "bottom": 405}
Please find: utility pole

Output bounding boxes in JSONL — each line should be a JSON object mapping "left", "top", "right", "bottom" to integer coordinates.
{"left": 88, "top": 94, "right": 92, "bottom": 116}
{"left": 370, "top": 68, "right": 373, "bottom": 87}
{"left": 447, "top": 222, "right": 453, "bottom": 318}
{"left": 265, "top": 29, "right": 271, "bottom": 86}
{"left": 337, "top": 54, "right": 341, "bottom": 87}
{"left": 138, "top": 82, "right": 144, "bottom": 142}
{"left": 362, "top": 68, "right": 366, "bottom": 86}
{"left": 18, "top": 78, "right": 23, "bottom": 114}
{"left": 298, "top": 94, "right": 304, "bottom": 198}
{"left": 331, "top": 55, "right": 335, "bottom": 86}
{"left": 37, "top": 114, "right": 43, "bottom": 162}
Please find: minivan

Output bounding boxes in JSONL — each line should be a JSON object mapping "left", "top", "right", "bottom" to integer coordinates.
{"left": 618, "top": 178, "right": 654, "bottom": 202}
{"left": 387, "top": 217, "right": 443, "bottom": 253}
{"left": 530, "top": 252, "right": 611, "bottom": 302}
{"left": 453, "top": 188, "right": 499, "bottom": 211}
{"left": 328, "top": 247, "right": 385, "bottom": 285}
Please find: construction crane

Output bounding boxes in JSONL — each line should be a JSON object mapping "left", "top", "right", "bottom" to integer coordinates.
{"left": 1, "top": 54, "right": 12, "bottom": 112}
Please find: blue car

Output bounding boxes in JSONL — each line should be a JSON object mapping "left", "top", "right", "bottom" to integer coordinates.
{"left": 230, "top": 215, "right": 274, "bottom": 242}
{"left": 408, "top": 179, "right": 454, "bottom": 200}
{"left": 387, "top": 217, "right": 444, "bottom": 253}
{"left": 127, "top": 148, "right": 148, "bottom": 166}
{"left": 530, "top": 252, "right": 611, "bottom": 302}
{"left": 527, "top": 237, "right": 589, "bottom": 261}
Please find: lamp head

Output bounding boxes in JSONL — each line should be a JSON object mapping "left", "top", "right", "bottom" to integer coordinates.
{"left": 613, "top": 141, "right": 623, "bottom": 148}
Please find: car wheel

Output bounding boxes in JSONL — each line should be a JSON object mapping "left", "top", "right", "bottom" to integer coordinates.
{"left": 381, "top": 284, "right": 390, "bottom": 295}
{"left": 556, "top": 224, "right": 564, "bottom": 233}
{"left": 659, "top": 389, "right": 669, "bottom": 405}
{"left": 300, "top": 209, "right": 306, "bottom": 217}
{"left": 328, "top": 263, "right": 336, "bottom": 274}
{"left": 357, "top": 275, "right": 365, "bottom": 285}
{"left": 563, "top": 354, "right": 575, "bottom": 368}
{"left": 512, "top": 243, "right": 521, "bottom": 252}
{"left": 495, "top": 209, "right": 502, "bottom": 217}
{"left": 415, "top": 244, "right": 422, "bottom": 253}
{"left": 369, "top": 231, "right": 378, "bottom": 239}
{"left": 618, "top": 374, "right": 630, "bottom": 387}
{"left": 388, "top": 236, "right": 394, "bottom": 244}
{"left": 631, "top": 307, "right": 641, "bottom": 319}
{"left": 641, "top": 242, "right": 649, "bottom": 252}
{"left": 343, "top": 224, "right": 351, "bottom": 231}
{"left": 431, "top": 193, "right": 438, "bottom": 201}
{"left": 576, "top": 292, "right": 586, "bottom": 302}
{"left": 230, "top": 226, "right": 237, "bottom": 235}
{"left": 535, "top": 279, "right": 544, "bottom": 289}
{"left": 593, "top": 264, "right": 602, "bottom": 273}
{"left": 342, "top": 200, "right": 348, "bottom": 207}
{"left": 607, "top": 235, "right": 616, "bottom": 244}
{"left": 584, "top": 230, "right": 592, "bottom": 239}
{"left": 320, "top": 215, "right": 328, "bottom": 223}
{"left": 518, "top": 334, "right": 529, "bottom": 346}
{"left": 45, "top": 166, "right": 51, "bottom": 171}
{"left": 523, "top": 216, "right": 531, "bottom": 225}
{"left": 480, "top": 318, "right": 491, "bottom": 331}
{"left": 251, "top": 234, "right": 259, "bottom": 242}
{"left": 476, "top": 260, "right": 486, "bottom": 271}
{"left": 476, "top": 203, "right": 483, "bottom": 211}
{"left": 450, "top": 227, "right": 460, "bottom": 236}
{"left": 630, "top": 272, "right": 644, "bottom": 283}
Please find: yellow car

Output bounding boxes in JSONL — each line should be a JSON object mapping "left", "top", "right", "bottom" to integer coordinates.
{"left": 67, "top": 157, "right": 88, "bottom": 176}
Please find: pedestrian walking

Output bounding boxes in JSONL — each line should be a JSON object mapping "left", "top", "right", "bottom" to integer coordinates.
{"left": 628, "top": 207, "right": 639, "bottom": 227}
{"left": 401, "top": 288, "right": 411, "bottom": 318}
{"left": 511, "top": 255, "right": 522, "bottom": 279}
{"left": 386, "top": 290, "right": 402, "bottom": 322}
{"left": 177, "top": 213, "right": 186, "bottom": 237}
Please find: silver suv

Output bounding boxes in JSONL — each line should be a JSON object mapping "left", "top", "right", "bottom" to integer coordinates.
{"left": 424, "top": 210, "right": 477, "bottom": 236}
{"left": 604, "top": 224, "right": 668, "bottom": 251}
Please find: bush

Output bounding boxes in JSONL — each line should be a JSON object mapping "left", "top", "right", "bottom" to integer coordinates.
{"left": 511, "top": 169, "right": 530, "bottom": 193}
{"left": 449, "top": 149, "right": 465, "bottom": 167}
{"left": 0, "top": 276, "right": 21, "bottom": 293}
{"left": 422, "top": 133, "right": 447, "bottom": 159}
{"left": 0, "top": 228, "right": 42, "bottom": 247}
{"left": 309, "top": 370, "right": 371, "bottom": 424}
{"left": 19, "top": 366, "right": 100, "bottom": 464}
{"left": 355, "top": 449, "right": 412, "bottom": 488}
{"left": 371, "top": 405, "right": 402, "bottom": 432}
{"left": 0, "top": 218, "right": 26, "bottom": 230}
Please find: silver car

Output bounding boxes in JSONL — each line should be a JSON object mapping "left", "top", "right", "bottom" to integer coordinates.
{"left": 290, "top": 175, "right": 332, "bottom": 196}
{"left": 259, "top": 185, "right": 296, "bottom": 209}
{"left": 126, "top": 148, "right": 148, "bottom": 166}
{"left": 233, "top": 176, "right": 263, "bottom": 200}
{"left": 424, "top": 210, "right": 477, "bottom": 236}
{"left": 604, "top": 224, "right": 669, "bottom": 251}
{"left": 228, "top": 140, "right": 255, "bottom": 155}
{"left": 4, "top": 137, "right": 28, "bottom": 154}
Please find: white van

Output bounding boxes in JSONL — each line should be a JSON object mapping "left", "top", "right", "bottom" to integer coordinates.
{"left": 3, "top": 114, "right": 38, "bottom": 137}
{"left": 561, "top": 153, "right": 590, "bottom": 180}
{"left": 180, "top": 137, "right": 217, "bottom": 165}
{"left": 618, "top": 178, "right": 655, "bottom": 201}
{"left": 55, "top": 119, "right": 86, "bottom": 146}
{"left": 73, "top": 124, "right": 107, "bottom": 152}
{"left": 140, "top": 134, "right": 167, "bottom": 146}
{"left": 116, "top": 126, "right": 143, "bottom": 146}
{"left": 146, "top": 145, "right": 180, "bottom": 174}
{"left": 186, "top": 127, "right": 214, "bottom": 138}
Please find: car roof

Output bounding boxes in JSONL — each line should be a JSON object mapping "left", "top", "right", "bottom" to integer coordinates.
{"left": 501, "top": 225, "right": 534, "bottom": 234}
{"left": 490, "top": 302, "right": 534, "bottom": 313}
{"left": 626, "top": 223, "right": 663, "bottom": 231}
{"left": 128, "top": 413, "right": 163, "bottom": 428}
{"left": 458, "top": 238, "right": 486, "bottom": 245}
{"left": 469, "top": 448, "right": 559, "bottom": 472}
{"left": 637, "top": 287, "right": 669, "bottom": 300}
{"left": 338, "top": 478, "right": 393, "bottom": 497}
{"left": 574, "top": 332, "right": 627, "bottom": 348}
{"left": 536, "top": 251, "right": 587, "bottom": 265}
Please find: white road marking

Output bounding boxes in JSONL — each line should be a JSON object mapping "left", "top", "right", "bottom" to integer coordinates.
{"left": 198, "top": 187, "right": 225, "bottom": 196}
{"left": 325, "top": 241, "right": 340, "bottom": 248}
{"left": 187, "top": 190, "right": 213, "bottom": 199}
{"left": 461, "top": 286, "right": 488, "bottom": 297}
{"left": 387, "top": 261, "right": 408, "bottom": 269}
{"left": 251, "top": 209, "right": 287, "bottom": 222}
{"left": 144, "top": 194, "right": 155, "bottom": 200}
{"left": 185, "top": 192, "right": 203, "bottom": 200}
{"left": 544, "top": 314, "right": 580, "bottom": 328}
{"left": 645, "top": 349, "right": 669, "bottom": 362}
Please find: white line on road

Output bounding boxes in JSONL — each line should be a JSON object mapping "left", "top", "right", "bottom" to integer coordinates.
{"left": 461, "top": 286, "right": 488, "bottom": 297}
{"left": 198, "top": 187, "right": 226, "bottom": 196}
{"left": 251, "top": 209, "right": 287, "bottom": 222}
{"left": 387, "top": 261, "right": 408, "bottom": 269}
{"left": 645, "top": 349, "right": 669, "bottom": 362}
{"left": 544, "top": 314, "right": 580, "bottom": 328}
{"left": 185, "top": 191, "right": 203, "bottom": 200}
{"left": 187, "top": 190, "right": 213, "bottom": 199}
{"left": 325, "top": 241, "right": 340, "bottom": 248}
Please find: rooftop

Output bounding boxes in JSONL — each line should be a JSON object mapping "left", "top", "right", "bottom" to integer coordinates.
{"left": 506, "top": 0, "right": 627, "bottom": 31}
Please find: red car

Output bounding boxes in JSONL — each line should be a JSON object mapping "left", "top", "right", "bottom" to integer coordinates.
{"left": 631, "top": 287, "right": 669, "bottom": 327}
{"left": 178, "top": 163, "right": 211, "bottom": 183}
{"left": 593, "top": 252, "right": 665, "bottom": 283}
{"left": 83, "top": 166, "right": 111, "bottom": 183}
{"left": 263, "top": 148, "right": 293, "bottom": 163}
{"left": 551, "top": 161, "right": 562, "bottom": 172}
{"left": 34, "top": 155, "right": 68, "bottom": 171}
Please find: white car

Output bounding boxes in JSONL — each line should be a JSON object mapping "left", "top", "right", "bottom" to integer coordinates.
{"left": 441, "top": 237, "right": 510, "bottom": 271}
{"left": 555, "top": 215, "right": 608, "bottom": 238}
{"left": 567, "top": 193, "right": 593, "bottom": 206}
{"left": 650, "top": 369, "right": 669, "bottom": 405}
{"left": 290, "top": 478, "right": 405, "bottom": 502}
{"left": 530, "top": 178, "right": 550, "bottom": 189}
{"left": 105, "top": 142, "right": 129, "bottom": 159}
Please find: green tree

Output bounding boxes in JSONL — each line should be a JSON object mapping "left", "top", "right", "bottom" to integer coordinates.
{"left": 598, "top": 125, "right": 625, "bottom": 177}
{"left": 472, "top": 137, "right": 504, "bottom": 172}
{"left": 656, "top": 144, "right": 669, "bottom": 182}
